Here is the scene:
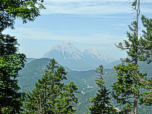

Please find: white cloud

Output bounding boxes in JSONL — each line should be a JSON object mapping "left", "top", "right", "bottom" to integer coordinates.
{"left": 6, "top": 27, "right": 125, "bottom": 44}
{"left": 33, "top": 0, "right": 152, "bottom": 15}
{"left": 111, "top": 23, "right": 128, "bottom": 27}
{"left": 114, "top": 27, "right": 122, "bottom": 30}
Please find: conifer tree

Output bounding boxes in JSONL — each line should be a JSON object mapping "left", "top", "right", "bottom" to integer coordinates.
{"left": 52, "top": 80, "right": 81, "bottom": 114}
{"left": 21, "top": 58, "right": 81, "bottom": 114}
{"left": 111, "top": 0, "right": 152, "bottom": 114}
{"left": 0, "top": 33, "right": 27, "bottom": 113}
{"left": 86, "top": 65, "right": 120, "bottom": 114}
{"left": 137, "top": 15, "right": 152, "bottom": 106}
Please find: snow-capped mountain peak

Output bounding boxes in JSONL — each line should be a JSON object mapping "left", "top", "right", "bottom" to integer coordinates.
{"left": 83, "top": 47, "right": 116, "bottom": 63}
{"left": 83, "top": 47, "right": 104, "bottom": 56}
{"left": 43, "top": 42, "right": 117, "bottom": 71}
{"left": 51, "top": 42, "right": 76, "bottom": 52}
{"left": 43, "top": 42, "right": 83, "bottom": 61}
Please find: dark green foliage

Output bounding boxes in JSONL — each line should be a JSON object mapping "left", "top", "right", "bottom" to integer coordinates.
{"left": 0, "top": 33, "right": 27, "bottom": 113}
{"left": 21, "top": 58, "right": 81, "bottom": 114}
{"left": 0, "top": 0, "right": 46, "bottom": 112}
{"left": 0, "top": 0, "right": 46, "bottom": 33}
{"left": 137, "top": 15, "right": 152, "bottom": 106}
{"left": 111, "top": 62, "right": 143, "bottom": 113}
{"left": 86, "top": 65, "right": 119, "bottom": 114}
{"left": 111, "top": 12, "right": 152, "bottom": 114}
{"left": 0, "top": 0, "right": 46, "bottom": 113}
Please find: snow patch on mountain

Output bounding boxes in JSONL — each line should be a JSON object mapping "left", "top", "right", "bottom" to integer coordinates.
{"left": 42, "top": 42, "right": 117, "bottom": 71}
{"left": 83, "top": 46, "right": 116, "bottom": 63}
{"left": 44, "top": 42, "right": 83, "bottom": 61}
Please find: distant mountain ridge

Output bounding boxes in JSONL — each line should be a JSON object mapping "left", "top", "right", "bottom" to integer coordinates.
{"left": 24, "top": 57, "right": 150, "bottom": 71}
{"left": 42, "top": 42, "right": 117, "bottom": 71}
{"left": 17, "top": 57, "right": 152, "bottom": 114}
{"left": 83, "top": 47, "right": 113, "bottom": 63}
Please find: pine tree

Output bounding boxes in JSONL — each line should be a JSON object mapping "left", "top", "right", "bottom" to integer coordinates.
{"left": 21, "top": 58, "right": 63, "bottom": 114}
{"left": 0, "top": 33, "right": 27, "bottom": 113}
{"left": 0, "top": 0, "right": 46, "bottom": 33}
{"left": 86, "top": 65, "right": 120, "bottom": 114}
{"left": 21, "top": 58, "right": 81, "bottom": 114}
{"left": 52, "top": 80, "right": 81, "bottom": 113}
{"left": 111, "top": 0, "right": 152, "bottom": 114}
{"left": 137, "top": 15, "right": 152, "bottom": 106}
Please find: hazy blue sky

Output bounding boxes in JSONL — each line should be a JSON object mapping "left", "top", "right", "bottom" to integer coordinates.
{"left": 1, "top": 0, "right": 152, "bottom": 60}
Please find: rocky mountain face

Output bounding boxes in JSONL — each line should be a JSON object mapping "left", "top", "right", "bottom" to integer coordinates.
{"left": 83, "top": 47, "right": 116, "bottom": 63}
{"left": 42, "top": 42, "right": 117, "bottom": 71}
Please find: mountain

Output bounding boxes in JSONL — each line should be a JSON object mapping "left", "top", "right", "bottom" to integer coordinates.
{"left": 16, "top": 58, "right": 152, "bottom": 114}
{"left": 42, "top": 42, "right": 117, "bottom": 71}
{"left": 43, "top": 42, "right": 85, "bottom": 71}
{"left": 24, "top": 58, "right": 35, "bottom": 64}
{"left": 23, "top": 58, "right": 121, "bottom": 70}
{"left": 83, "top": 47, "right": 116, "bottom": 63}
{"left": 15, "top": 58, "right": 107, "bottom": 113}
{"left": 23, "top": 58, "right": 136, "bottom": 71}
{"left": 43, "top": 42, "right": 84, "bottom": 62}
{"left": 104, "top": 59, "right": 122, "bottom": 69}
{"left": 15, "top": 58, "right": 114, "bottom": 114}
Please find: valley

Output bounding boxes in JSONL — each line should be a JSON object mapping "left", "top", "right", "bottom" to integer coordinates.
{"left": 13, "top": 57, "right": 152, "bottom": 114}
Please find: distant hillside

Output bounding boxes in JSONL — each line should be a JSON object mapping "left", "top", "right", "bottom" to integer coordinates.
{"left": 15, "top": 58, "right": 112, "bottom": 114}
{"left": 15, "top": 57, "right": 152, "bottom": 114}
{"left": 24, "top": 57, "right": 120, "bottom": 71}
{"left": 104, "top": 59, "right": 122, "bottom": 69}
{"left": 24, "top": 58, "right": 35, "bottom": 64}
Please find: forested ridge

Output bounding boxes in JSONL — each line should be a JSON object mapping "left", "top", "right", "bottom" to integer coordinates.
{"left": 15, "top": 58, "right": 152, "bottom": 114}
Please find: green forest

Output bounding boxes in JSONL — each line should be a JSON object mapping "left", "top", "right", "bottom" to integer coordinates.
{"left": 15, "top": 58, "right": 152, "bottom": 114}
